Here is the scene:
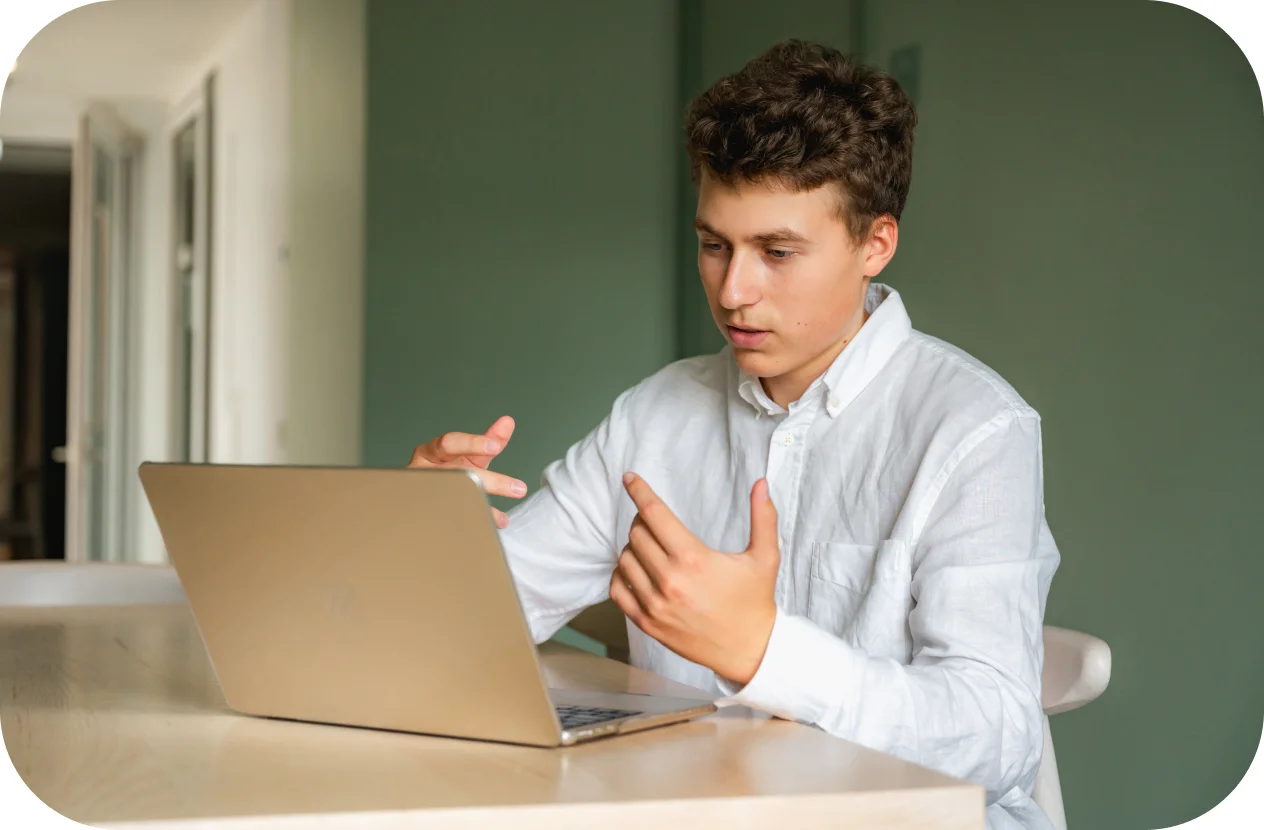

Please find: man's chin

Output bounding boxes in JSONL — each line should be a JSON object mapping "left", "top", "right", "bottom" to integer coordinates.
{"left": 732, "top": 350, "right": 779, "bottom": 378}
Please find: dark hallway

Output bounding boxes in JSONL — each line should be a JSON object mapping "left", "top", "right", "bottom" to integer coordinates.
{"left": 0, "top": 145, "right": 72, "bottom": 560}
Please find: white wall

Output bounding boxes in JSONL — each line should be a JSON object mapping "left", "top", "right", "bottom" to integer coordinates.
{"left": 285, "top": 0, "right": 365, "bottom": 467}
{"left": 133, "top": 0, "right": 366, "bottom": 561}
{"left": 131, "top": 0, "right": 295, "bottom": 562}
{"left": 203, "top": 0, "right": 292, "bottom": 468}
{"left": 0, "top": 93, "right": 78, "bottom": 144}
{"left": 188, "top": 0, "right": 365, "bottom": 471}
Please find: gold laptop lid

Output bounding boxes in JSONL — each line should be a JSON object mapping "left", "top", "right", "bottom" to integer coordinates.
{"left": 139, "top": 463, "right": 562, "bottom": 746}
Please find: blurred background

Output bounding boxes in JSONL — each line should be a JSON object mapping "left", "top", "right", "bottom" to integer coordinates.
{"left": 0, "top": 0, "right": 1260, "bottom": 827}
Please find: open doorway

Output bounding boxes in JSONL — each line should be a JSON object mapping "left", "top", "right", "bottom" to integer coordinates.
{"left": 0, "top": 117, "right": 142, "bottom": 565}
{"left": 1, "top": 0, "right": 245, "bottom": 564}
{"left": 0, "top": 143, "right": 72, "bottom": 560}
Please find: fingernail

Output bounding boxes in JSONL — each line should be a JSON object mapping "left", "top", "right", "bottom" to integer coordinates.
{"left": 484, "top": 439, "right": 502, "bottom": 454}
{"left": 623, "top": 473, "right": 636, "bottom": 485}
{"left": 511, "top": 480, "right": 527, "bottom": 496}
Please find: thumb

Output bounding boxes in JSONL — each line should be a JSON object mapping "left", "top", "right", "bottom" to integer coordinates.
{"left": 746, "top": 478, "right": 780, "bottom": 559}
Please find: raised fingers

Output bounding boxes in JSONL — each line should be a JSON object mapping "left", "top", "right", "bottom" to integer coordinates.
{"left": 470, "top": 416, "right": 516, "bottom": 469}
{"left": 622, "top": 473, "right": 694, "bottom": 555}
{"left": 468, "top": 467, "right": 528, "bottom": 499}
{"left": 412, "top": 431, "right": 504, "bottom": 467}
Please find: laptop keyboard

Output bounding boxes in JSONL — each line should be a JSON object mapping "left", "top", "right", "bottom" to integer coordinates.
{"left": 555, "top": 704, "right": 641, "bottom": 730}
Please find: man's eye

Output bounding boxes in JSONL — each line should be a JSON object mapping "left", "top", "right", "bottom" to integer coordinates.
{"left": 701, "top": 241, "right": 726, "bottom": 252}
{"left": 768, "top": 249, "right": 794, "bottom": 259}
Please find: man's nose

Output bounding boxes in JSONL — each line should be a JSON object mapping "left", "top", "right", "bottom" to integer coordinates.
{"left": 719, "top": 253, "right": 762, "bottom": 309}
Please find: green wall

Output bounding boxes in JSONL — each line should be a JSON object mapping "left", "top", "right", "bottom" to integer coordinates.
{"left": 364, "top": 0, "right": 677, "bottom": 491}
{"left": 681, "top": 1, "right": 1262, "bottom": 827}
{"left": 869, "top": 3, "right": 1263, "bottom": 827}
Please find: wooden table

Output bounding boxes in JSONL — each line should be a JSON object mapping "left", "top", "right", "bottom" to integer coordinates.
{"left": 0, "top": 604, "right": 983, "bottom": 829}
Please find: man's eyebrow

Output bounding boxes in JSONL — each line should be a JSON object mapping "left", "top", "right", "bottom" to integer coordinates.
{"left": 693, "top": 219, "right": 728, "bottom": 241}
{"left": 693, "top": 219, "right": 810, "bottom": 245}
{"left": 751, "top": 227, "right": 810, "bottom": 245}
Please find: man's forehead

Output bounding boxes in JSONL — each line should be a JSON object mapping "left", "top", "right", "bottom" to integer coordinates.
{"left": 695, "top": 178, "right": 845, "bottom": 238}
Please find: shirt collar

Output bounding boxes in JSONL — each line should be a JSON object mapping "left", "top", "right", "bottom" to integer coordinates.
{"left": 735, "top": 282, "right": 913, "bottom": 419}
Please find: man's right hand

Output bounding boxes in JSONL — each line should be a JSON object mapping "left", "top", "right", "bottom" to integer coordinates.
{"left": 408, "top": 415, "right": 526, "bottom": 529}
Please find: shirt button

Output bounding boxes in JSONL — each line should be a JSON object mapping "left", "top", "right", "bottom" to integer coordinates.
{"left": 778, "top": 536, "right": 786, "bottom": 549}
{"left": 781, "top": 434, "right": 795, "bottom": 447}
{"left": 829, "top": 397, "right": 841, "bottom": 409}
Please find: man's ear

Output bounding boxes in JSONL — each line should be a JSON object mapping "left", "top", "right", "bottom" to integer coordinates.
{"left": 863, "top": 215, "right": 899, "bottom": 277}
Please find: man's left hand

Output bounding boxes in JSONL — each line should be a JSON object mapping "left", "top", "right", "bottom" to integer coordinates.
{"left": 610, "top": 473, "right": 780, "bottom": 686}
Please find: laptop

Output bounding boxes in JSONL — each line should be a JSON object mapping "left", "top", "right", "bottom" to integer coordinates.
{"left": 137, "top": 462, "right": 717, "bottom": 746}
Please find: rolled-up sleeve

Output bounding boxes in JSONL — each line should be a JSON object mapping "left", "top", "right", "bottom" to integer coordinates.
{"left": 721, "top": 410, "right": 1059, "bottom": 810}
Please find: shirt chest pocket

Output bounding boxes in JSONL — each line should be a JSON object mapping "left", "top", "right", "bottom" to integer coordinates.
{"left": 805, "top": 540, "right": 913, "bottom": 662}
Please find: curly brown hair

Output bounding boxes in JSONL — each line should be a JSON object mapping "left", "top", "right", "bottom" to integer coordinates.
{"left": 685, "top": 39, "right": 918, "bottom": 243}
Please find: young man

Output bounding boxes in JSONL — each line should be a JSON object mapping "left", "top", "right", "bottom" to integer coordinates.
{"left": 409, "top": 40, "right": 1059, "bottom": 830}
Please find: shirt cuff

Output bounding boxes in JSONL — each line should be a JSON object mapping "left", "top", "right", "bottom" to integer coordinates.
{"left": 715, "top": 607, "right": 865, "bottom": 728}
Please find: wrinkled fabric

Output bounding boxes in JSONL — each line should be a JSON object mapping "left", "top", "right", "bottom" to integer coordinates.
{"left": 501, "top": 283, "right": 1059, "bottom": 829}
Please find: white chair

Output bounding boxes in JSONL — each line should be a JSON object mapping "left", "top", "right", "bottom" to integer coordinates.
{"left": 1033, "top": 626, "right": 1113, "bottom": 830}
{"left": 0, "top": 561, "right": 186, "bottom": 607}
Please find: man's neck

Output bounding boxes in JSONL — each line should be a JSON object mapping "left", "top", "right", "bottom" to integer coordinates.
{"left": 761, "top": 309, "right": 871, "bottom": 409}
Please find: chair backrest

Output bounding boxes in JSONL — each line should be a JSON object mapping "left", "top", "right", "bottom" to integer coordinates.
{"left": 1041, "top": 625, "right": 1112, "bottom": 715}
{"left": 0, "top": 562, "right": 186, "bottom": 607}
{"left": 1034, "top": 626, "right": 1112, "bottom": 830}
{"left": 568, "top": 599, "right": 629, "bottom": 661}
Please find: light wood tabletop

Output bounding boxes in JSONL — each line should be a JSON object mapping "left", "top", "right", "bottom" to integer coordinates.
{"left": 1, "top": 603, "right": 983, "bottom": 829}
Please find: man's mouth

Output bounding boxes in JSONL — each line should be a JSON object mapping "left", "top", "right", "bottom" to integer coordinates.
{"left": 725, "top": 324, "right": 770, "bottom": 347}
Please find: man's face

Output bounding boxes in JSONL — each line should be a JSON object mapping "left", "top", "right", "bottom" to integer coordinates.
{"left": 695, "top": 172, "right": 896, "bottom": 405}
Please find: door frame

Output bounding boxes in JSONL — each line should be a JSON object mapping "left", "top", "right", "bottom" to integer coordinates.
{"left": 167, "top": 77, "right": 214, "bottom": 466}
{"left": 65, "top": 104, "right": 141, "bottom": 563}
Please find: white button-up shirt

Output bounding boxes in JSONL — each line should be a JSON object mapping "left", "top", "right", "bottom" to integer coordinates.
{"left": 502, "top": 282, "right": 1059, "bottom": 830}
